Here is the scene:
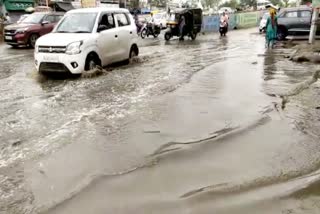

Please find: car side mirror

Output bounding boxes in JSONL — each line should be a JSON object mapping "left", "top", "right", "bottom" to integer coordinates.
{"left": 41, "top": 20, "right": 49, "bottom": 25}
{"left": 97, "top": 25, "right": 108, "bottom": 32}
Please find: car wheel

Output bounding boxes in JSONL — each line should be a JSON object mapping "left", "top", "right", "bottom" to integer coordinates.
{"left": 141, "top": 29, "right": 147, "bottom": 39}
{"left": 85, "top": 54, "right": 100, "bottom": 71}
{"left": 277, "top": 27, "right": 287, "bottom": 41}
{"left": 29, "top": 34, "right": 39, "bottom": 49}
{"left": 164, "top": 32, "right": 171, "bottom": 41}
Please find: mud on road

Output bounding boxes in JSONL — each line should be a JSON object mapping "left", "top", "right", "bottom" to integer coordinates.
{"left": 1, "top": 29, "right": 320, "bottom": 214}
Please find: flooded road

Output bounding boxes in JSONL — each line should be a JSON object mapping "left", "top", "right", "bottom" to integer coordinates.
{"left": 1, "top": 29, "right": 320, "bottom": 214}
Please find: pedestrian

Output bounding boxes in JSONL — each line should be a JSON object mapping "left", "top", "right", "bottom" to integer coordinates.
{"left": 224, "top": 9, "right": 229, "bottom": 22}
{"left": 220, "top": 11, "right": 229, "bottom": 34}
{"left": 265, "top": 8, "right": 278, "bottom": 49}
{"left": 179, "top": 15, "right": 186, "bottom": 40}
{"left": 4, "top": 13, "right": 11, "bottom": 24}
{"left": 219, "top": 12, "right": 228, "bottom": 36}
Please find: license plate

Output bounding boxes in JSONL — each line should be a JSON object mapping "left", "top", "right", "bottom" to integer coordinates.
{"left": 43, "top": 55, "right": 59, "bottom": 62}
{"left": 5, "top": 36, "right": 12, "bottom": 40}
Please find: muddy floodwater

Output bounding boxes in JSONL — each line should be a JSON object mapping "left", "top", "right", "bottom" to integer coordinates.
{"left": 1, "top": 29, "right": 320, "bottom": 214}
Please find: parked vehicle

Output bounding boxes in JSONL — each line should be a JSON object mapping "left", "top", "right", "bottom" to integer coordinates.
{"left": 35, "top": 8, "right": 139, "bottom": 74}
{"left": 257, "top": 0, "right": 271, "bottom": 10}
{"left": 141, "top": 22, "right": 161, "bottom": 38}
{"left": 17, "top": 14, "right": 30, "bottom": 24}
{"left": 259, "top": 12, "right": 269, "bottom": 33}
{"left": 164, "top": 8, "right": 202, "bottom": 41}
{"left": 4, "top": 12, "right": 64, "bottom": 48}
{"left": 277, "top": 6, "right": 315, "bottom": 40}
{"left": 153, "top": 12, "right": 167, "bottom": 29}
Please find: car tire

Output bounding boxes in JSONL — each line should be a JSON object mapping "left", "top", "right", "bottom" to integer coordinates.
{"left": 29, "top": 34, "right": 39, "bottom": 49}
{"left": 85, "top": 54, "right": 100, "bottom": 71}
{"left": 277, "top": 27, "right": 287, "bottom": 41}
{"left": 128, "top": 45, "right": 139, "bottom": 64}
{"left": 164, "top": 32, "right": 171, "bottom": 41}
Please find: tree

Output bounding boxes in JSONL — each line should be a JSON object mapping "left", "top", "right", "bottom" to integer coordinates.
{"left": 202, "top": 0, "right": 221, "bottom": 9}
{"left": 282, "top": 0, "right": 290, "bottom": 7}
{"left": 149, "top": 0, "right": 166, "bottom": 8}
{"left": 240, "top": 0, "right": 257, "bottom": 8}
{"left": 220, "top": 0, "right": 239, "bottom": 8}
{"left": 301, "top": 0, "right": 312, "bottom": 4}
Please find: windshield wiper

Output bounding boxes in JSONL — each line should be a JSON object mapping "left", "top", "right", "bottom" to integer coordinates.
{"left": 73, "top": 31, "right": 90, "bottom": 33}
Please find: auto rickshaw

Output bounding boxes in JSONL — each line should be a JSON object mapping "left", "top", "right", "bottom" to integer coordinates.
{"left": 164, "top": 8, "right": 202, "bottom": 41}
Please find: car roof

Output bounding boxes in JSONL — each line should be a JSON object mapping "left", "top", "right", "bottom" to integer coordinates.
{"left": 67, "top": 7, "right": 129, "bottom": 14}
{"left": 32, "top": 12, "right": 64, "bottom": 15}
{"left": 281, "top": 6, "right": 311, "bottom": 12}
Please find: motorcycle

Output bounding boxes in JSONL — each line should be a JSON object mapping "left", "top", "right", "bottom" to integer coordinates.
{"left": 141, "top": 22, "right": 161, "bottom": 39}
{"left": 136, "top": 22, "right": 145, "bottom": 35}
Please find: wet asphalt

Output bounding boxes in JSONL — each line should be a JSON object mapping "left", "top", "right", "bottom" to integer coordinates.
{"left": 1, "top": 29, "right": 320, "bottom": 214}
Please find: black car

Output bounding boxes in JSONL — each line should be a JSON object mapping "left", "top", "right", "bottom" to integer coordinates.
{"left": 277, "top": 6, "right": 317, "bottom": 40}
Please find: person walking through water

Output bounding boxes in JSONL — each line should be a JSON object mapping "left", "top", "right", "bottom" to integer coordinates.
{"left": 219, "top": 11, "right": 229, "bottom": 36}
{"left": 265, "top": 8, "right": 278, "bottom": 49}
{"left": 179, "top": 15, "right": 186, "bottom": 41}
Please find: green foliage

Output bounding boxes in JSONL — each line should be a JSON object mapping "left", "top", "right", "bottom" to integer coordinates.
{"left": 220, "top": 0, "right": 239, "bottom": 8}
{"left": 201, "top": 0, "right": 221, "bottom": 8}
{"left": 240, "top": 0, "right": 257, "bottom": 7}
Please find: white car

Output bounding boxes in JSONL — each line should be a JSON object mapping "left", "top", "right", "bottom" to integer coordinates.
{"left": 259, "top": 12, "right": 269, "bottom": 33}
{"left": 153, "top": 12, "right": 167, "bottom": 29}
{"left": 35, "top": 8, "right": 139, "bottom": 74}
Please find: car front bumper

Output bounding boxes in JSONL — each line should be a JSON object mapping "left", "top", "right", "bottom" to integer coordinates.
{"left": 4, "top": 33, "right": 28, "bottom": 46}
{"left": 35, "top": 52, "right": 86, "bottom": 74}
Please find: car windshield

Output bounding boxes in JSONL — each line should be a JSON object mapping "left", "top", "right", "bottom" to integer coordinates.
{"left": 55, "top": 13, "right": 97, "bottom": 33}
{"left": 21, "top": 13, "right": 45, "bottom": 24}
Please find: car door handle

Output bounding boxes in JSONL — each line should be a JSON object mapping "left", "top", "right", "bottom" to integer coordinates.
{"left": 115, "top": 35, "right": 118, "bottom": 38}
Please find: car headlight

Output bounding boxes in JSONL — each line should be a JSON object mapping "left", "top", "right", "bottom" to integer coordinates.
{"left": 66, "top": 41, "right": 83, "bottom": 55}
{"left": 16, "top": 27, "right": 29, "bottom": 34}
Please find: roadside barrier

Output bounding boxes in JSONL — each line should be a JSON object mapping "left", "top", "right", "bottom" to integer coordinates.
{"left": 201, "top": 11, "right": 260, "bottom": 33}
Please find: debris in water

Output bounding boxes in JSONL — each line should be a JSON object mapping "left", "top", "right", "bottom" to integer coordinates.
{"left": 144, "top": 130, "right": 161, "bottom": 134}
{"left": 11, "top": 140, "right": 22, "bottom": 147}
{"left": 251, "top": 61, "right": 258, "bottom": 65}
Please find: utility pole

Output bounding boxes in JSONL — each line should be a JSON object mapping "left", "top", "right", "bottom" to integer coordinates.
{"left": 309, "top": 8, "right": 319, "bottom": 44}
